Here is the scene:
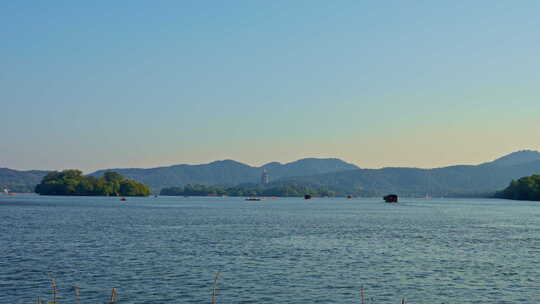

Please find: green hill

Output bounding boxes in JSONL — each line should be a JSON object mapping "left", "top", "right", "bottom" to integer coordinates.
{"left": 35, "top": 170, "right": 150, "bottom": 196}
{"left": 0, "top": 168, "right": 50, "bottom": 192}
{"left": 495, "top": 174, "right": 540, "bottom": 201}
{"left": 271, "top": 151, "right": 540, "bottom": 197}
{"left": 90, "top": 158, "right": 359, "bottom": 191}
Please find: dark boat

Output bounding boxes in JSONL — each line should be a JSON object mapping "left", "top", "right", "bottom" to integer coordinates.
{"left": 245, "top": 197, "right": 261, "bottom": 201}
{"left": 304, "top": 194, "right": 312, "bottom": 200}
{"left": 383, "top": 194, "right": 398, "bottom": 203}
{"left": 120, "top": 197, "right": 127, "bottom": 201}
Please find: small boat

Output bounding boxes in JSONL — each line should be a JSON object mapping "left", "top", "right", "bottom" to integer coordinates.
{"left": 383, "top": 194, "right": 398, "bottom": 203}
{"left": 304, "top": 194, "right": 312, "bottom": 200}
{"left": 3, "top": 188, "right": 15, "bottom": 196}
{"left": 120, "top": 197, "right": 127, "bottom": 201}
{"left": 245, "top": 197, "right": 261, "bottom": 201}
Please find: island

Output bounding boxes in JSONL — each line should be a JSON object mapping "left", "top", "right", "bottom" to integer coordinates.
{"left": 35, "top": 170, "right": 151, "bottom": 196}
{"left": 495, "top": 174, "right": 540, "bottom": 201}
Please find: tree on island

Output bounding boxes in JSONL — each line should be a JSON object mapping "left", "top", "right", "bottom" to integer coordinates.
{"left": 35, "top": 170, "right": 151, "bottom": 196}
{"left": 495, "top": 174, "right": 540, "bottom": 201}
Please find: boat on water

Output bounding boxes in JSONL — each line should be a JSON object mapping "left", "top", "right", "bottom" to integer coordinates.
{"left": 120, "top": 197, "right": 127, "bottom": 201}
{"left": 383, "top": 194, "right": 398, "bottom": 203}
{"left": 3, "top": 188, "right": 15, "bottom": 196}
{"left": 245, "top": 197, "right": 262, "bottom": 201}
{"left": 304, "top": 194, "right": 312, "bottom": 200}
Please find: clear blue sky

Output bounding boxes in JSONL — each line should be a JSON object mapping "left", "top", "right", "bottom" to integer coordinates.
{"left": 2, "top": 1, "right": 539, "bottom": 172}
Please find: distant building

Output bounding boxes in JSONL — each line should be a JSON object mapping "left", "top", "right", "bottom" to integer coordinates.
{"left": 261, "top": 169, "right": 269, "bottom": 185}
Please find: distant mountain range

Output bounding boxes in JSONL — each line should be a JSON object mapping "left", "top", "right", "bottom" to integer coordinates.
{"left": 2, "top": 150, "right": 540, "bottom": 196}
{"left": 272, "top": 150, "right": 540, "bottom": 197}
{"left": 90, "top": 158, "right": 359, "bottom": 190}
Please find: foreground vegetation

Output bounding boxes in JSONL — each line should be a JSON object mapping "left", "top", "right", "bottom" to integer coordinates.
{"left": 38, "top": 274, "right": 406, "bottom": 303}
{"left": 35, "top": 170, "right": 151, "bottom": 196}
{"left": 495, "top": 174, "right": 540, "bottom": 201}
{"left": 160, "top": 184, "right": 337, "bottom": 197}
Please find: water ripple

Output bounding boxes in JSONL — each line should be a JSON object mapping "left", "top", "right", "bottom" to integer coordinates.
{"left": 1, "top": 196, "right": 540, "bottom": 303}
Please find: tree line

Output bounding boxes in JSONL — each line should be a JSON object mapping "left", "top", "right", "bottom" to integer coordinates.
{"left": 160, "top": 184, "right": 336, "bottom": 197}
{"left": 35, "top": 170, "right": 151, "bottom": 196}
{"left": 495, "top": 174, "right": 540, "bottom": 201}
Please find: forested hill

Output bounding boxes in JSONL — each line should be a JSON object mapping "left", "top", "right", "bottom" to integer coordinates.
{"left": 90, "top": 158, "right": 359, "bottom": 190}
{"left": 35, "top": 170, "right": 150, "bottom": 196}
{"left": 0, "top": 168, "right": 50, "bottom": 192}
{"left": 272, "top": 150, "right": 540, "bottom": 197}
{"left": 480, "top": 150, "right": 540, "bottom": 167}
{"left": 495, "top": 174, "right": 540, "bottom": 201}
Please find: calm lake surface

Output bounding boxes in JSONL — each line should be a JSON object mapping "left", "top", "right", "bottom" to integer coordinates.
{"left": 1, "top": 195, "right": 539, "bottom": 303}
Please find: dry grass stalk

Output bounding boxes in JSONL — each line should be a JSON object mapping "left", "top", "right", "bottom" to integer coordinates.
{"left": 108, "top": 287, "right": 118, "bottom": 304}
{"left": 48, "top": 275, "right": 58, "bottom": 304}
{"left": 38, "top": 278, "right": 121, "bottom": 304}
{"left": 72, "top": 285, "right": 81, "bottom": 304}
{"left": 211, "top": 272, "right": 220, "bottom": 304}
{"left": 35, "top": 275, "right": 409, "bottom": 303}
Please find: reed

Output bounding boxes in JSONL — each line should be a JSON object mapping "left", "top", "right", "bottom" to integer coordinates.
{"left": 38, "top": 278, "right": 119, "bottom": 304}
{"left": 72, "top": 285, "right": 80, "bottom": 304}
{"left": 37, "top": 274, "right": 407, "bottom": 303}
{"left": 107, "top": 288, "right": 118, "bottom": 304}
{"left": 49, "top": 275, "right": 58, "bottom": 304}
{"left": 211, "top": 272, "right": 220, "bottom": 304}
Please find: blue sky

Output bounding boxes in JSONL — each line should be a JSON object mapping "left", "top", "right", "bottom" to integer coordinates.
{"left": 2, "top": 1, "right": 539, "bottom": 172}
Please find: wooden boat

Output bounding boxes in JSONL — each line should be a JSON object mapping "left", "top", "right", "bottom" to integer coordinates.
{"left": 383, "top": 194, "right": 398, "bottom": 203}
{"left": 245, "top": 197, "right": 261, "bottom": 201}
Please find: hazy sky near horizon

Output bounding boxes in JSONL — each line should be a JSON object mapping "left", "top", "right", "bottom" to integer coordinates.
{"left": 2, "top": 1, "right": 540, "bottom": 173}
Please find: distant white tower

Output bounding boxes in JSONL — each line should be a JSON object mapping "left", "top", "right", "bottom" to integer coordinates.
{"left": 261, "top": 169, "right": 269, "bottom": 185}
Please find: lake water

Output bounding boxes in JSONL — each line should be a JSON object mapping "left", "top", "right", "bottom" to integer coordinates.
{"left": 1, "top": 195, "right": 540, "bottom": 303}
